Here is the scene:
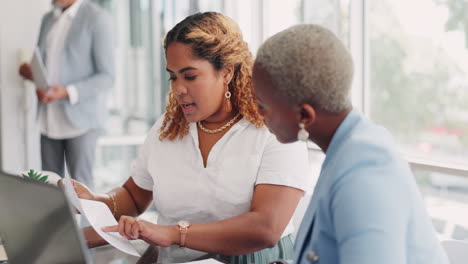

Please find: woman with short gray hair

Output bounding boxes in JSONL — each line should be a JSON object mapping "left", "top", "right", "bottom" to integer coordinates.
{"left": 254, "top": 24, "right": 449, "bottom": 264}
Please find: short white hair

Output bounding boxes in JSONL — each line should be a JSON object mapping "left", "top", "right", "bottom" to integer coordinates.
{"left": 255, "top": 24, "right": 354, "bottom": 113}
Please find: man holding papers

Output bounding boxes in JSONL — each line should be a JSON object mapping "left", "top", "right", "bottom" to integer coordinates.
{"left": 18, "top": 0, "right": 115, "bottom": 189}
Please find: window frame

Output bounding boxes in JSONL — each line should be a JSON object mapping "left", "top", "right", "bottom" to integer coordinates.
{"left": 349, "top": 0, "right": 468, "bottom": 178}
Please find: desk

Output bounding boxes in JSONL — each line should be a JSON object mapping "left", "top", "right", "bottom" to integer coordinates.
{"left": 0, "top": 241, "right": 142, "bottom": 264}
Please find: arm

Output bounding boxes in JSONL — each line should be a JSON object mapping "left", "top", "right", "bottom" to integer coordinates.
{"left": 72, "top": 177, "right": 153, "bottom": 219}
{"left": 18, "top": 14, "right": 49, "bottom": 82}
{"left": 331, "top": 169, "right": 409, "bottom": 264}
{"left": 92, "top": 177, "right": 153, "bottom": 218}
{"left": 104, "top": 184, "right": 303, "bottom": 255}
{"left": 71, "top": 177, "right": 152, "bottom": 248}
{"left": 182, "top": 184, "right": 303, "bottom": 255}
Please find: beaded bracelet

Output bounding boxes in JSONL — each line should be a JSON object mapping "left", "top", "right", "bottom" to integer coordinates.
{"left": 108, "top": 193, "right": 118, "bottom": 217}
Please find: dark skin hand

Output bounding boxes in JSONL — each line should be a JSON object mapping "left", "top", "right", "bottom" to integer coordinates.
{"left": 19, "top": 63, "right": 33, "bottom": 81}
{"left": 19, "top": 63, "right": 69, "bottom": 103}
{"left": 42, "top": 85, "right": 69, "bottom": 103}
{"left": 58, "top": 177, "right": 154, "bottom": 248}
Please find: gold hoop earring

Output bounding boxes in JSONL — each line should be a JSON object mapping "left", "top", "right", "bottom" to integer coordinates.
{"left": 224, "top": 90, "right": 232, "bottom": 113}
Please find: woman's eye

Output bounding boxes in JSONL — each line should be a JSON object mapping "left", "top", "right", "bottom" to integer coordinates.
{"left": 168, "top": 76, "right": 176, "bottom": 81}
{"left": 185, "top": 75, "right": 197, "bottom": 81}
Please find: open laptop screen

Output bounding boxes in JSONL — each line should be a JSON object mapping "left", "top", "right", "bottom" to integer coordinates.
{"left": 0, "top": 171, "right": 89, "bottom": 264}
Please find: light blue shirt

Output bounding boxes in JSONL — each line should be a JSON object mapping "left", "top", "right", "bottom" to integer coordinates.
{"left": 294, "top": 109, "right": 448, "bottom": 264}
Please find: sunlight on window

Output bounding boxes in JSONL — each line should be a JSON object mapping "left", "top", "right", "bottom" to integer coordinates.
{"left": 368, "top": 0, "right": 468, "bottom": 167}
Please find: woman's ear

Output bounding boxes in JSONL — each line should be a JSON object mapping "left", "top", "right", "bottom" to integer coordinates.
{"left": 299, "top": 104, "right": 316, "bottom": 127}
{"left": 222, "top": 65, "right": 235, "bottom": 85}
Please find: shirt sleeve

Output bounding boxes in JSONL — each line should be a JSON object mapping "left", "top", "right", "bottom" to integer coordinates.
{"left": 66, "top": 85, "right": 78, "bottom": 105}
{"left": 130, "top": 119, "right": 163, "bottom": 191}
{"left": 331, "top": 168, "right": 410, "bottom": 264}
{"left": 255, "top": 133, "right": 312, "bottom": 192}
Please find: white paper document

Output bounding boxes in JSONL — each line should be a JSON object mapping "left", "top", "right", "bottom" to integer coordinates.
{"left": 79, "top": 199, "right": 141, "bottom": 257}
{"left": 177, "top": 259, "right": 224, "bottom": 264}
{"left": 62, "top": 176, "right": 83, "bottom": 213}
{"left": 61, "top": 177, "right": 140, "bottom": 257}
{"left": 30, "top": 47, "right": 49, "bottom": 90}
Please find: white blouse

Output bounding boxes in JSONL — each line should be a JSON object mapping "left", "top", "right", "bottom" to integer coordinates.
{"left": 131, "top": 115, "right": 310, "bottom": 262}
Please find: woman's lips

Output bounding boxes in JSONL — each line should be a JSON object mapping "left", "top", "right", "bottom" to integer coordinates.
{"left": 181, "top": 103, "right": 196, "bottom": 113}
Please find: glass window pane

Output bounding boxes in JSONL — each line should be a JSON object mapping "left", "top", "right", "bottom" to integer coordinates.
{"left": 92, "top": 0, "right": 161, "bottom": 192}
{"left": 302, "top": 0, "right": 350, "bottom": 46}
{"left": 263, "top": 0, "right": 303, "bottom": 38}
{"left": 415, "top": 168, "right": 468, "bottom": 240}
{"left": 368, "top": 0, "right": 468, "bottom": 167}
{"left": 262, "top": 0, "right": 350, "bottom": 45}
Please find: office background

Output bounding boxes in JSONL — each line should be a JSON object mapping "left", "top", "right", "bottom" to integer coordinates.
{"left": 1, "top": 0, "right": 468, "bottom": 242}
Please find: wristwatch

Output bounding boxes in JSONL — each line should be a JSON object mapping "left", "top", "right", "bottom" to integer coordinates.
{"left": 177, "top": 220, "right": 191, "bottom": 247}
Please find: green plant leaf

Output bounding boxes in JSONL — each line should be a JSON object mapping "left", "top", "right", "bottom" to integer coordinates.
{"left": 23, "top": 169, "right": 48, "bottom": 183}
{"left": 38, "top": 175, "right": 48, "bottom": 182}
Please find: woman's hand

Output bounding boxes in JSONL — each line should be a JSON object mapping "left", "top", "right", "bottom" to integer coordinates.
{"left": 19, "top": 63, "right": 33, "bottom": 81}
{"left": 102, "top": 215, "right": 178, "bottom": 247}
{"left": 58, "top": 178, "right": 96, "bottom": 200}
{"left": 70, "top": 179, "right": 96, "bottom": 200}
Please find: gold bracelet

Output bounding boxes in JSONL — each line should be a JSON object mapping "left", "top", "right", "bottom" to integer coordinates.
{"left": 108, "top": 193, "right": 118, "bottom": 217}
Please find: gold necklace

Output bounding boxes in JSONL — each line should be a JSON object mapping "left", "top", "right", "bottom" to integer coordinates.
{"left": 198, "top": 113, "right": 241, "bottom": 134}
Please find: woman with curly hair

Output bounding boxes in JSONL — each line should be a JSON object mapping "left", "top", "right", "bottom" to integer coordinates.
{"left": 70, "top": 12, "right": 310, "bottom": 263}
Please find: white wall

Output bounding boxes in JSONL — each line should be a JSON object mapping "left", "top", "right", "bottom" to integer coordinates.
{"left": 0, "top": 0, "right": 49, "bottom": 173}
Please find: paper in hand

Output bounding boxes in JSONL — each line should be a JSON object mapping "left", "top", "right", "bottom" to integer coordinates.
{"left": 79, "top": 199, "right": 141, "bottom": 257}
{"left": 62, "top": 176, "right": 83, "bottom": 213}
{"left": 30, "top": 47, "right": 49, "bottom": 90}
{"left": 176, "top": 259, "right": 224, "bottom": 264}
{"left": 61, "top": 175, "right": 140, "bottom": 257}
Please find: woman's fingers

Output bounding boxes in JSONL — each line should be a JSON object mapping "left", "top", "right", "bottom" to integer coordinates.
{"left": 124, "top": 217, "right": 136, "bottom": 239}
{"left": 115, "top": 215, "right": 139, "bottom": 240}
{"left": 118, "top": 216, "right": 128, "bottom": 238}
{"left": 69, "top": 179, "right": 95, "bottom": 200}
{"left": 103, "top": 216, "right": 146, "bottom": 241}
{"left": 131, "top": 221, "right": 141, "bottom": 239}
{"left": 101, "top": 225, "right": 118, "bottom": 232}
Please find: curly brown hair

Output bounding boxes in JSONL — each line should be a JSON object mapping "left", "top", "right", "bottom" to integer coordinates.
{"left": 159, "top": 12, "right": 263, "bottom": 141}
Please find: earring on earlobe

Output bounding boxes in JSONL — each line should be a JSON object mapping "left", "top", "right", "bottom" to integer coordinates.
{"left": 298, "top": 123, "right": 309, "bottom": 142}
{"left": 223, "top": 88, "right": 232, "bottom": 113}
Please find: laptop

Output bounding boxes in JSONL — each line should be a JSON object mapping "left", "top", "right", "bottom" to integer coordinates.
{"left": 0, "top": 171, "right": 90, "bottom": 264}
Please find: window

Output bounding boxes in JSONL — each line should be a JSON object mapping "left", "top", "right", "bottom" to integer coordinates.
{"left": 92, "top": 0, "right": 162, "bottom": 191}
{"left": 365, "top": 0, "right": 468, "bottom": 239}
{"left": 368, "top": 0, "right": 468, "bottom": 168}
{"left": 415, "top": 167, "right": 468, "bottom": 240}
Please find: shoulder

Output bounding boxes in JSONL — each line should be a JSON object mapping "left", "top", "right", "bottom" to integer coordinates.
{"left": 80, "top": 1, "right": 112, "bottom": 23}
{"left": 336, "top": 117, "right": 403, "bottom": 173}
{"left": 240, "top": 121, "right": 308, "bottom": 156}
{"left": 147, "top": 114, "right": 167, "bottom": 139}
{"left": 82, "top": 1, "right": 106, "bottom": 14}
{"left": 43, "top": 10, "right": 54, "bottom": 20}
{"left": 41, "top": 10, "right": 54, "bottom": 25}
{"left": 327, "top": 119, "right": 413, "bottom": 200}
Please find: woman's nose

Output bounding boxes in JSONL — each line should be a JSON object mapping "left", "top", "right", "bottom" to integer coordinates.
{"left": 171, "top": 82, "right": 187, "bottom": 96}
